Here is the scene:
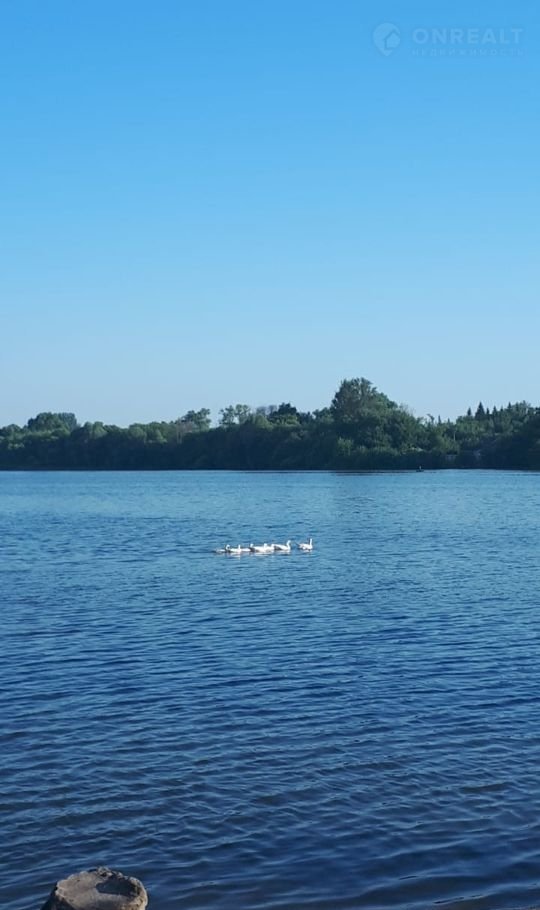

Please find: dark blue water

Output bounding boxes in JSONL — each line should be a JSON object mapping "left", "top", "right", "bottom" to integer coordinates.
{"left": 2, "top": 470, "right": 540, "bottom": 910}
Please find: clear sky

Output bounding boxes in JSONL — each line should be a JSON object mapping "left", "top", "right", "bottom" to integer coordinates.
{"left": 1, "top": 0, "right": 538, "bottom": 426}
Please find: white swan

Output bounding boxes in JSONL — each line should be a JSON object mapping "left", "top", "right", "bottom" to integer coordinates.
{"left": 227, "top": 544, "right": 245, "bottom": 555}
{"left": 249, "top": 543, "right": 274, "bottom": 554}
{"left": 298, "top": 538, "right": 313, "bottom": 551}
{"left": 272, "top": 540, "right": 291, "bottom": 552}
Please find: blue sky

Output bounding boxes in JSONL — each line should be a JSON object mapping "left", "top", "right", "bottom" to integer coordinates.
{"left": 1, "top": 0, "right": 538, "bottom": 426}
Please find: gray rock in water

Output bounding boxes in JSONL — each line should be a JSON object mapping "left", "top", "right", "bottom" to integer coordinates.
{"left": 41, "top": 867, "right": 148, "bottom": 910}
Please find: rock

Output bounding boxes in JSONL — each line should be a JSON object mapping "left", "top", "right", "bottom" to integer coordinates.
{"left": 40, "top": 867, "right": 148, "bottom": 910}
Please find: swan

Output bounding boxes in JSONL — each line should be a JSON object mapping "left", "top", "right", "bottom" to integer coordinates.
{"left": 214, "top": 547, "right": 228, "bottom": 554}
{"left": 249, "top": 543, "right": 273, "bottom": 554}
{"left": 227, "top": 544, "right": 245, "bottom": 555}
{"left": 298, "top": 538, "right": 313, "bottom": 551}
{"left": 272, "top": 540, "right": 291, "bottom": 552}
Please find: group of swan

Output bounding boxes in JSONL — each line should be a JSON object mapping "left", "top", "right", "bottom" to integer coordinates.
{"left": 214, "top": 538, "right": 313, "bottom": 555}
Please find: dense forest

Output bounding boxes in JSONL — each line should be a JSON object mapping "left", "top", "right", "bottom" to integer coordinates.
{"left": 1, "top": 378, "right": 539, "bottom": 471}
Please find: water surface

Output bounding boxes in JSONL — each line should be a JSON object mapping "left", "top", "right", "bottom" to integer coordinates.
{"left": 1, "top": 470, "right": 540, "bottom": 909}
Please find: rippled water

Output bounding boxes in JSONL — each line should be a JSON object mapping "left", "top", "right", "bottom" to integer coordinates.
{"left": 2, "top": 470, "right": 540, "bottom": 910}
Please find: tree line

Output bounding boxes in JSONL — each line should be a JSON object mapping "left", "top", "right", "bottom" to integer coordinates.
{"left": 1, "top": 378, "right": 539, "bottom": 470}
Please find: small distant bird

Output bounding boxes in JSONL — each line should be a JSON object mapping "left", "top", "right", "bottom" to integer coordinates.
{"left": 298, "top": 538, "right": 313, "bottom": 551}
{"left": 272, "top": 540, "right": 291, "bottom": 552}
{"left": 249, "top": 543, "right": 274, "bottom": 554}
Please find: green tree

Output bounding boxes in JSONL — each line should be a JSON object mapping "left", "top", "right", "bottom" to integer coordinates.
{"left": 331, "top": 377, "right": 395, "bottom": 424}
{"left": 27, "top": 412, "right": 77, "bottom": 433}
{"left": 269, "top": 403, "right": 300, "bottom": 425}
{"left": 475, "top": 402, "right": 486, "bottom": 420}
{"left": 181, "top": 409, "right": 211, "bottom": 432}
{"left": 219, "top": 404, "right": 252, "bottom": 426}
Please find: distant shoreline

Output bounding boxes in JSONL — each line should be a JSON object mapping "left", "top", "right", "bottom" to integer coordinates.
{"left": 2, "top": 378, "right": 539, "bottom": 471}
{"left": 1, "top": 466, "right": 538, "bottom": 474}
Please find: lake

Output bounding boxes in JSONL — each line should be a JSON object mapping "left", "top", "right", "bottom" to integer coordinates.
{"left": 1, "top": 470, "right": 540, "bottom": 909}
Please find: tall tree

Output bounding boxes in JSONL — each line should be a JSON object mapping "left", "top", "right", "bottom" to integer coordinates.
{"left": 475, "top": 402, "right": 486, "bottom": 420}
{"left": 219, "top": 404, "right": 252, "bottom": 426}
{"left": 181, "top": 409, "right": 211, "bottom": 432}
{"left": 331, "top": 377, "right": 394, "bottom": 423}
{"left": 269, "top": 403, "right": 300, "bottom": 425}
